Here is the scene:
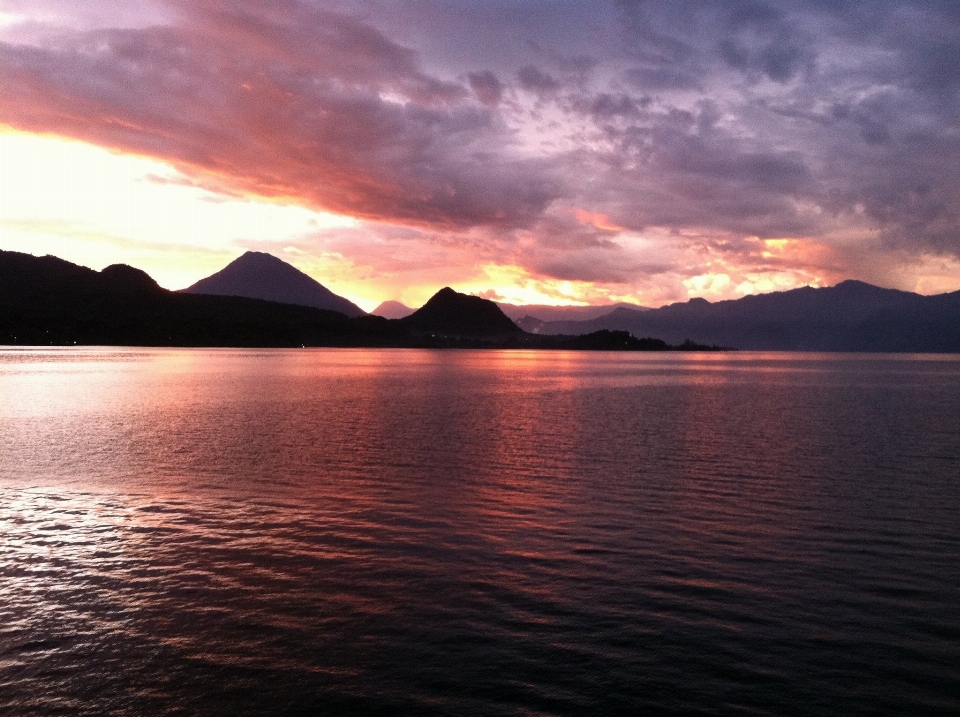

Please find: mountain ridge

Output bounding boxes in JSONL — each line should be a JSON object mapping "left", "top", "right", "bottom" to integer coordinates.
{"left": 1, "top": 251, "right": 706, "bottom": 350}
{"left": 399, "top": 287, "right": 522, "bottom": 337}
{"left": 183, "top": 251, "right": 366, "bottom": 317}
{"left": 371, "top": 300, "right": 415, "bottom": 319}
{"left": 3, "top": 249, "right": 959, "bottom": 352}
{"left": 496, "top": 301, "right": 649, "bottom": 324}
{"left": 531, "top": 281, "right": 960, "bottom": 351}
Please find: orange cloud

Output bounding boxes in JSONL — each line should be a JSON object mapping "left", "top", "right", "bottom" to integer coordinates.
{"left": 568, "top": 207, "right": 624, "bottom": 232}
{"left": 0, "top": 6, "right": 557, "bottom": 233}
{"left": 4, "top": 0, "right": 960, "bottom": 303}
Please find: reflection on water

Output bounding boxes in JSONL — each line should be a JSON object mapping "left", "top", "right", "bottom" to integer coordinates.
{"left": 1, "top": 348, "right": 959, "bottom": 716}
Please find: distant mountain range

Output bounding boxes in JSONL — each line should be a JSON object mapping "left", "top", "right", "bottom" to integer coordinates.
{"left": 183, "top": 251, "right": 366, "bottom": 317}
{"left": 363, "top": 280, "right": 960, "bottom": 352}
{"left": 3, "top": 249, "right": 959, "bottom": 351}
{"left": 371, "top": 300, "right": 415, "bottom": 319}
{"left": 531, "top": 280, "right": 960, "bottom": 352}
{"left": 372, "top": 300, "right": 649, "bottom": 324}
{"left": 0, "top": 250, "right": 687, "bottom": 350}
{"left": 0, "top": 250, "right": 378, "bottom": 347}
{"left": 496, "top": 301, "right": 649, "bottom": 328}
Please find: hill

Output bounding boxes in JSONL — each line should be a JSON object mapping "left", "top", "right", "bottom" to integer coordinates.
{"left": 371, "top": 300, "right": 415, "bottom": 319}
{"left": 2, "top": 252, "right": 636, "bottom": 349}
{"left": 0, "top": 250, "right": 391, "bottom": 347}
{"left": 496, "top": 301, "right": 649, "bottom": 328}
{"left": 183, "top": 251, "right": 365, "bottom": 317}
{"left": 399, "top": 287, "right": 522, "bottom": 338}
{"left": 12, "top": 250, "right": 950, "bottom": 352}
{"left": 533, "top": 280, "right": 960, "bottom": 352}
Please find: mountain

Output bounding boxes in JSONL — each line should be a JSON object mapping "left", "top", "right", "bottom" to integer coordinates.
{"left": 371, "top": 300, "right": 415, "bottom": 319}
{"left": 10, "top": 250, "right": 956, "bottom": 352}
{"left": 399, "top": 287, "right": 522, "bottom": 337}
{"left": 531, "top": 280, "right": 960, "bottom": 352}
{"left": 370, "top": 298, "right": 646, "bottom": 324}
{"left": 0, "top": 250, "right": 386, "bottom": 347}
{"left": 183, "top": 251, "right": 366, "bottom": 317}
{"left": 0, "top": 251, "right": 715, "bottom": 350}
{"left": 496, "top": 301, "right": 649, "bottom": 324}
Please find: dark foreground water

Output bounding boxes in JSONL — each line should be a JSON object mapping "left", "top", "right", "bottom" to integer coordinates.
{"left": 1, "top": 348, "right": 959, "bottom": 716}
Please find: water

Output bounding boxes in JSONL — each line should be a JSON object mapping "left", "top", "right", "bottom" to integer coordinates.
{"left": 1, "top": 348, "right": 959, "bottom": 716}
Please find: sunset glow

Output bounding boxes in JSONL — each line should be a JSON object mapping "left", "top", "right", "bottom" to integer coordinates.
{"left": 2, "top": 1, "right": 959, "bottom": 307}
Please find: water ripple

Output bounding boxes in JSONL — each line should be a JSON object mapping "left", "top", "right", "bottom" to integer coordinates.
{"left": 2, "top": 349, "right": 959, "bottom": 716}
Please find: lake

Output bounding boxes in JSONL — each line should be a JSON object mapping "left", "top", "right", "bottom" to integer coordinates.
{"left": 1, "top": 348, "right": 959, "bottom": 716}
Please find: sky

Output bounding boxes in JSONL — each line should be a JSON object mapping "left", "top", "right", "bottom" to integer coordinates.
{"left": 2, "top": 0, "right": 960, "bottom": 310}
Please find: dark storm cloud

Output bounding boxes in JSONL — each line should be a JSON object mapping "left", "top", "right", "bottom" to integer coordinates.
{"left": 4, "top": 0, "right": 960, "bottom": 288}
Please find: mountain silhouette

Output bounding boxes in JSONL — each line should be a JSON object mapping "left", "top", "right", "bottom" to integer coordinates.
{"left": 183, "top": 251, "right": 365, "bottom": 317}
{"left": 371, "top": 300, "right": 415, "bottom": 319}
{"left": 532, "top": 280, "right": 960, "bottom": 352}
{"left": 99, "top": 263, "right": 166, "bottom": 294}
{"left": 0, "top": 249, "right": 388, "bottom": 347}
{"left": 496, "top": 301, "right": 649, "bottom": 325}
{"left": 7, "top": 249, "right": 958, "bottom": 352}
{"left": 0, "top": 251, "right": 714, "bottom": 350}
{"left": 399, "top": 287, "right": 522, "bottom": 337}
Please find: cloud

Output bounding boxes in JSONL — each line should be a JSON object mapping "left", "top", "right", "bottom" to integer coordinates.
{"left": 517, "top": 65, "right": 561, "bottom": 94}
{"left": 467, "top": 70, "right": 504, "bottom": 107}
{"left": 0, "top": 1, "right": 560, "bottom": 231}
{"left": 3, "top": 0, "right": 960, "bottom": 299}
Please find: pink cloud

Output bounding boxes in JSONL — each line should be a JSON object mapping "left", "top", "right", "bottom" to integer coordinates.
{"left": 0, "top": 1, "right": 559, "bottom": 232}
